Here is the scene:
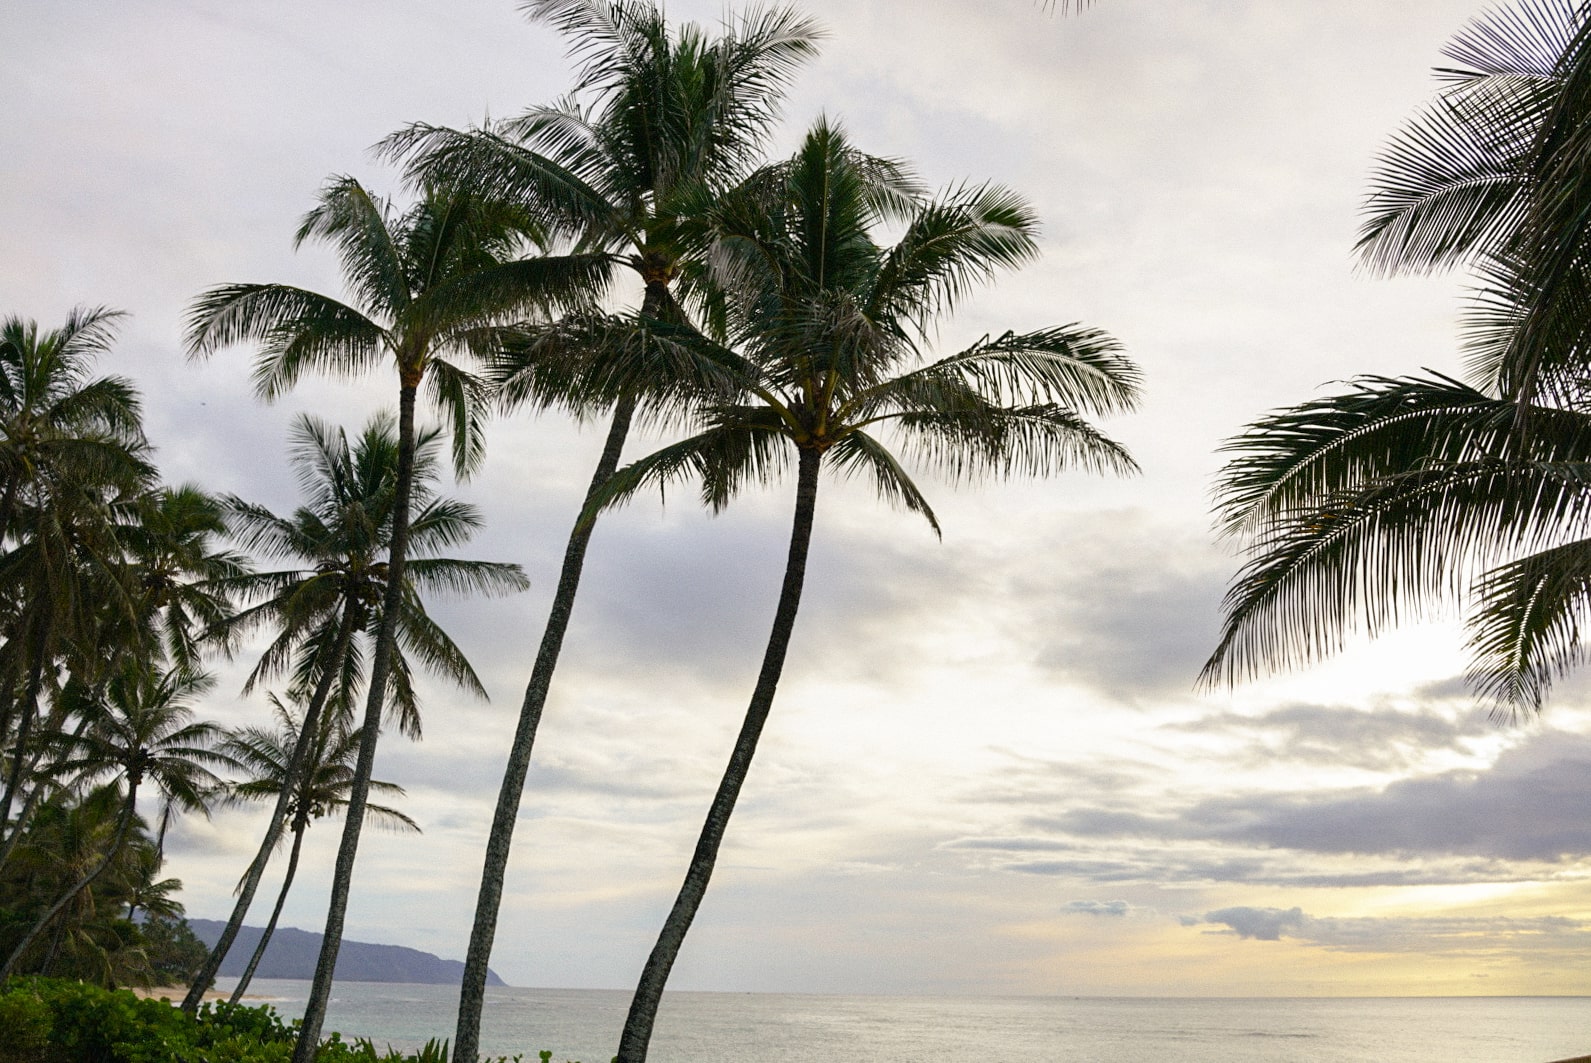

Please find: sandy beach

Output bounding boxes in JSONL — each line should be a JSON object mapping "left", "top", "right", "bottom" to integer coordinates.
{"left": 130, "top": 986, "right": 235, "bottom": 1003}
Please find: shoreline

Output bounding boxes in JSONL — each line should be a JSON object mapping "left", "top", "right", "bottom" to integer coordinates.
{"left": 131, "top": 985, "right": 241, "bottom": 1003}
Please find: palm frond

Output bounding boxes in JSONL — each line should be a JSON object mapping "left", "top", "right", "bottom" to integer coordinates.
{"left": 1465, "top": 535, "right": 1591, "bottom": 712}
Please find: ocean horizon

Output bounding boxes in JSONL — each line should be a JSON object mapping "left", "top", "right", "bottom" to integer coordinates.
{"left": 215, "top": 978, "right": 1591, "bottom": 1062}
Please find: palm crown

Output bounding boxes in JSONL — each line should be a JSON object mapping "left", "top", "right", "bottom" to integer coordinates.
{"left": 1205, "top": 1, "right": 1591, "bottom": 711}
{"left": 597, "top": 119, "right": 1142, "bottom": 521}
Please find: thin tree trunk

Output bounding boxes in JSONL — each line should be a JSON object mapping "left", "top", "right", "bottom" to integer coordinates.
{"left": 292, "top": 380, "right": 419, "bottom": 1063}
{"left": 0, "top": 711, "right": 95, "bottom": 876}
{"left": 0, "top": 621, "right": 50, "bottom": 844}
{"left": 0, "top": 478, "right": 18, "bottom": 549}
{"left": 615, "top": 447, "right": 821, "bottom": 1063}
{"left": 182, "top": 601, "right": 359, "bottom": 1014}
{"left": 452, "top": 395, "right": 636, "bottom": 1063}
{"left": 0, "top": 780, "right": 140, "bottom": 981}
{"left": 0, "top": 777, "right": 50, "bottom": 875}
{"left": 229, "top": 817, "right": 307, "bottom": 1004}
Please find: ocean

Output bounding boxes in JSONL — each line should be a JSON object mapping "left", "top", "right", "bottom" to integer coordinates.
{"left": 216, "top": 979, "right": 1591, "bottom": 1062}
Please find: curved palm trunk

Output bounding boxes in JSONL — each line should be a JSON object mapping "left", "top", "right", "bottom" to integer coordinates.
{"left": 182, "top": 601, "right": 359, "bottom": 1013}
{"left": 293, "top": 380, "right": 418, "bottom": 1063}
{"left": 0, "top": 779, "right": 140, "bottom": 981}
{"left": 615, "top": 447, "right": 821, "bottom": 1063}
{"left": 229, "top": 816, "right": 308, "bottom": 1004}
{"left": 452, "top": 395, "right": 636, "bottom": 1063}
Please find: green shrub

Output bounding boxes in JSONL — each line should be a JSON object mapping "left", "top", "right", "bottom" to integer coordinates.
{"left": 0, "top": 978, "right": 589, "bottom": 1063}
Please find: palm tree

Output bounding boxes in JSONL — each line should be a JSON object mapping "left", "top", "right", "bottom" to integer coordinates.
{"left": 588, "top": 119, "right": 1140, "bottom": 1062}
{"left": 0, "top": 784, "right": 148, "bottom": 985}
{"left": 117, "top": 484, "right": 250, "bottom": 679}
{"left": 1201, "top": 1, "right": 1591, "bottom": 708}
{"left": 388, "top": 5, "right": 821, "bottom": 1057}
{"left": 0, "top": 664, "right": 229, "bottom": 981}
{"left": 0, "top": 480, "right": 243, "bottom": 878}
{"left": 0, "top": 309, "right": 150, "bottom": 853}
{"left": 221, "top": 694, "right": 418, "bottom": 1004}
{"left": 182, "top": 413, "right": 526, "bottom": 1012}
{"left": 185, "top": 179, "right": 589, "bottom": 1059}
{"left": 0, "top": 308, "right": 147, "bottom": 547}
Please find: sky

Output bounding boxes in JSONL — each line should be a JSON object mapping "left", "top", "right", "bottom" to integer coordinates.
{"left": 10, "top": 0, "right": 1591, "bottom": 999}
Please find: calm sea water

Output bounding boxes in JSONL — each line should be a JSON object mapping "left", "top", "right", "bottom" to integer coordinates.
{"left": 217, "top": 979, "right": 1591, "bottom": 1063}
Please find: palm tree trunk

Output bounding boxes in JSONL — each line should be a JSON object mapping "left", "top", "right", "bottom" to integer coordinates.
{"left": 293, "top": 380, "right": 419, "bottom": 1063}
{"left": 0, "top": 779, "right": 140, "bottom": 981}
{"left": 0, "top": 621, "right": 50, "bottom": 846}
{"left": 452, "top": 395, "right": 636, "bottom": 1063}
{"left": 182, "top": 601, "right": 359, "bottom": 1014}
{"left": 615, "top": 446, "right": 821, "bottom": 1063}
{"left": 0, "top": 478, "right": 18, "bottom": 548}
{"left": 0, "top": 777, "right": 50, "bottom": 875}
{"left": 229, "top": 817, "right": 307, "bottom": 1004}
{"left": 0, "top": 711, "right": 95, "bottom": 876}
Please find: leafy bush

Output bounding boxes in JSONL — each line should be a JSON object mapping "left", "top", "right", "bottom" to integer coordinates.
{"left": 0, "top": 978, "right": 601, "bottom": 1063}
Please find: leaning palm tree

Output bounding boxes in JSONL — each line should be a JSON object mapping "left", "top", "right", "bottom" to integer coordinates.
{"left": 0, "top": 664, "right": 229, "bottom": 981}
{"left": 590, "top": 119, "right": 1141, "bottom": 1062}
{"left": 221, "top": 694, "right": 417, "bottom": 1004}
{"left": 184, "top": 182, "right": 578, "bottom": 1055}
{"left": 388, "top": 5, "right": 821, "bottom": 1057}
{"left": 181, "top": 413, "right": 526, "bottom": 1012}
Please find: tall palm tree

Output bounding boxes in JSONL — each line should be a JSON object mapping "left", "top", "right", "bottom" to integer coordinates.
{"left": 0, "top": 309, "right": 150, "bottom": 853}
{"left": 181, "top": 413, "right": 526, "bottom": 1012}
{"left": 184, "top": 183, "right": 578, "bottom": 1057}
{"left": 389, "top": 5, "right": 820, "bottom": 1057}
{"left": 221, "top": 695, "right": 417, "bottom": 1004}
{"left": 0, "top": 664, "right": 229, "bottom": 981}
{"left": 588, "top": 120, "right": 1140, "bottom": 1062}
{"left": 1201, "top": 1, "right": 1591, "bottom": 708}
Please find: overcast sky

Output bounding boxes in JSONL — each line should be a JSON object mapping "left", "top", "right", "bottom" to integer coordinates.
{"left": 11, "top": 0, "right": 1591, "bottom": 998}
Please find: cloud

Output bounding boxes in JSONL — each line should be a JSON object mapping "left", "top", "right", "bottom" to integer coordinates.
{"left": 1009, "top": 514, "right": 1230, "bottom": 702}
{"left": 1062, "top": 899, "right": 1131, "bottom": 917}
{"left": 1027, "top": 730, "right": 1591, "bottom": 865}
{"left": 1201, "top": 906, "right": 1305, "bottom": 941}
{"left": 1169, "top": 702, "right": 1496, "bottom": 771}
{"left": 1186, "top": 906, "right": 1591, "bottom": 956}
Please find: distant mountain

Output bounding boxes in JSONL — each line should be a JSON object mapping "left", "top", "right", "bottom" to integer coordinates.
{"left": 188, "top": 919, "right": 506, "bottom": 987}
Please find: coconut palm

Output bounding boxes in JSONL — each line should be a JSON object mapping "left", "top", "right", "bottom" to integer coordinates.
{"left": 0, "top": 664, "right": 229, "bottom": 981}
{"left": 185, "top": 179, "right": 589, "bottom": 1057}
{"left": 221, "top": 694, "right": 417, "bottom": 1004}
{"left": 388, "top": 5, "right": 820, "bottom": 1057}
{"left": 116, "top": 484, "right": 250, "bottom": 679}
{"left": 182, "top": 413, "right": 526, "bottom": 1012}
{"left": 586, "top": 119, "right": 1140, "bottom": 1062}
{"left": 1202, "top": 1, "right": 1591, "bottom": 708}
{"left": 0, "top": 308, "right": 147, "bottom": 547}
{"left": 0, "top": 310, "right": 150, "bottom": 852}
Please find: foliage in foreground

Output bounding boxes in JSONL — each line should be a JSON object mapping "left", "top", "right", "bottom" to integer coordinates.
{"left": 0, "top": 977, "right": 595, "bottom": 1063}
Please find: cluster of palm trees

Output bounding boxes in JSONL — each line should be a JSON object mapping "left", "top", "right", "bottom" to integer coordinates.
{"left": 1205, "top": 0, "right": 1591, "bottom": 715}
{"left": 6, "top": 1, "right": 1142, "bottom": 1061}
{"left": 0, "top": 309, "right": 521, "bottom": 993}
